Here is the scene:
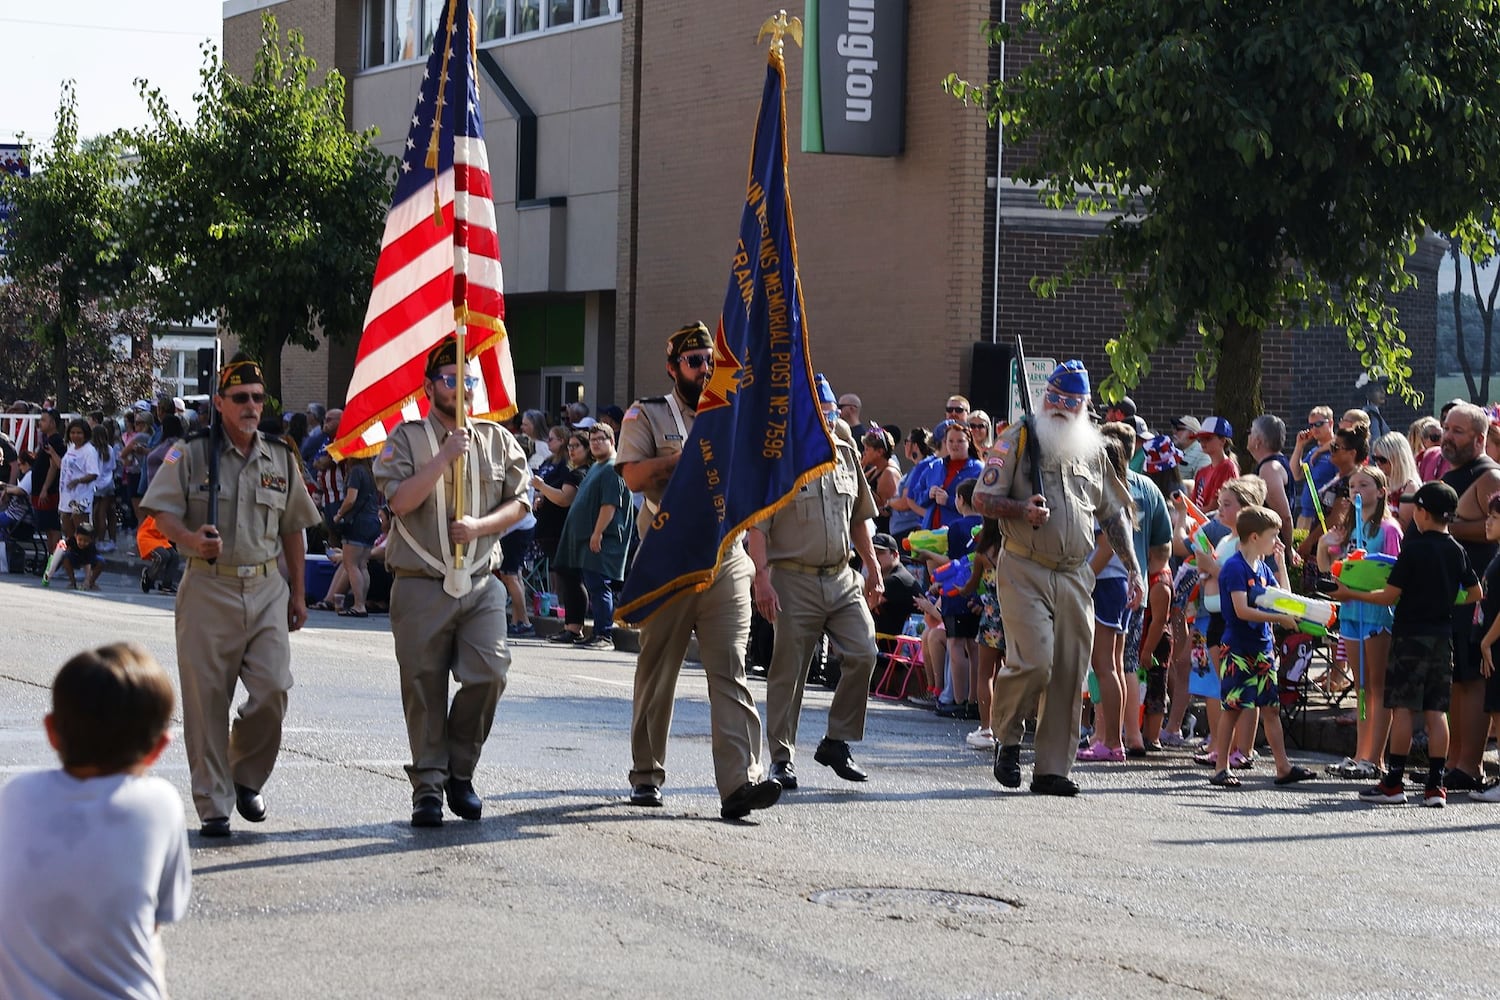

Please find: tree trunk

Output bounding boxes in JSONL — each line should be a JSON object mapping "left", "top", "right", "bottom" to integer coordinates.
{"left": 1455, "top": 249, "right": 1478, "bottom": 401}
{"left": 247, "top": 332, "right": 287, "bottom": 411}
{"left": 1213, "top": 321, "right": 1262, "bottom": 468}
{"left": 50, "top": 320, "right": 70, "bottom": 411}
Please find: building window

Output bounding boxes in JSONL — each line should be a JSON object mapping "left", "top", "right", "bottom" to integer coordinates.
{"left": 364, "top": 0, "right": 621, "bottom": 68}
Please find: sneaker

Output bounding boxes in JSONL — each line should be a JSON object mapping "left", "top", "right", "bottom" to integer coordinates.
{"left": 548, "top": 630, "right": 582, "bottom": 645}
{"left": 1076, "top": 741, "right": 1125, "bottom": 763}
{"left": 97, "top": 540, "right": 115, "bottom": 553}
{"left": 507, "top": 621, "right": 536, "bottom": 638}
{"left": 905, "top": 693, "right": 937, "bottom": 709}
{"left": 934, "top": 701, "right": 965, "bottom": 718}
{"left": 1158, "top": 731, "right": 1190, "bottom": 748}
{"left": 1422, "top": 786, "right": 1447, "bottom": 808}
{"left": 1443, "top": 769, "right": 1480, "bottom": 793}
{"left": 1472, "top": 779, "right": 1500, "bottom": 803}
{"left": 965, "top": 727, "right": 996, "bottom": 750}
{"left": 579, "top": 632, "right": 615, "bottom": 649}
{"left": 1358, "top": 781, "right": 1406, "bottom": 805}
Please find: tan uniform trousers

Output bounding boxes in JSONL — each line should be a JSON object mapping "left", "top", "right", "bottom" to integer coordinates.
{"left": 174, "top": 568, "right": 292, "bottom": 822}
{"left": 990, "top": 553, "right": 1094, "bottom": 777}
{"left": 628, "top": 552, "right": 764, "bottom": 798}
{"left": 390, "top": 573, "right": 510, "bottom": 803}
{"left": 765, "top": 566, "right": 878, "bottom": 764}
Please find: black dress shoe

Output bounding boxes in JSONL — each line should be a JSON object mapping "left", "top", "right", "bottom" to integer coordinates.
{"left": 411, "top": 796, "right": 444, "bottom": 827}
{"left": 813, "top": 739, "right": 868, "bottom": 782}
{"left": 994, "top": 744, "right": 1022, "bottom": 788}
{"left": 720, "top": 779, "right": 782, "bottom": 820}
{"left": 1030, "top": 773, "right": 1080, "bottom": 797}
{"left": 629, "top": 783, "right": 663, "bottom": 807}
{"left": 200, "top": 817, "right": 231, "bottom": 838}
{"left": 234, "top": 783, "right": 267, "bottom": 823}
{"left": 770, "top": 760, "right": 798, "bottom": 790}
{"left": 444, "top": 778, "right": 483, "bottom": 821}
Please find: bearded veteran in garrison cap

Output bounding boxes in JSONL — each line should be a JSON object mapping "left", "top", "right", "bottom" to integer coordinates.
{"left": 374, "top": 336, "right": 531, "bottom": 828}
{"left": 616, "top": 321, "right": 782, "bottom": 820}
{"left": 141, "top": 354, "right": 322, "bottom": 837}
{"left": 747, "top": 372, "right": 884, "bottom": 790}
{"left": 970, "top": 359, "right": 1140, "bottom": 797}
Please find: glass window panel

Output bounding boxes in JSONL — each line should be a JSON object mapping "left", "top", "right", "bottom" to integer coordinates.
{"left": 583, "top": 0, "right": 612, "bottom": 18}
{"left": 392, "top": 0, "right": 417, "bottom": 62}
{"left": 480, "top": 0, "right": 507, "bottom": 40}
{"left": 516, "top": 0, "right": 540, "bottom": 33}
{"left": 422, "top": 0, "right": 442, "bottom": 55}
{"left": 548, "top": 0, "right": 574, "bottom": 28}
{"left": 363, "top": 0, "right": 386, "bottom": 67}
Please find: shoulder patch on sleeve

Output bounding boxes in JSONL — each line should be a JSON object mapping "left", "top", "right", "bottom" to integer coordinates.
{"left": 380, "top": 440, "right": 397, "bottom": 462}
{"left": 162, "top": 445, "right": 182, "bottom": 466}
{"left": 624, "top": 406, "right": 642, "bottom": 421}
{"left": 981, "top": 466, "right": 1001, "bottom": 486}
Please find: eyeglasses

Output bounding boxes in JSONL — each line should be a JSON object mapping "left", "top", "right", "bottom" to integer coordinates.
{"left": 436, "top": 374, "right": 478, "bottom": 390}
{"left": 1044, "top": 391, "right": 1085, "bottom": 410}
{"left": 1371, "top": 455, "right": 1391, "bottom": 467}
{"left": 589, "top": 435, "right": 610, "bottom": 443}
{"left": 1307, "top": 419, "right": 1328, "bottom": 429}
{"left": 945, "top": 405, "right": 967, "bottom": 414}
{"left": 567, "top": 441, "right": 586, "bottom": 449}
{"left": 1329, "top": 444, "right": 1348, "bottom": 452}
{"left": 679, "top": 352, "right": 713, "bottom": 370}
{"left": 225, "top": 391, "right": 266, "bottom": 405}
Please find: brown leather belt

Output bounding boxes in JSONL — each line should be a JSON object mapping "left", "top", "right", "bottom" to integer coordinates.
{"left": 187, "top": 557, "right": 278, "bottom": 579}
{"left": 771, "top": 559, "right": 848, "bottom": 577}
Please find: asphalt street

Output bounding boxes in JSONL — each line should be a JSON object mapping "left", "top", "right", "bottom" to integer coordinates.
{"left": 2, "top": 570, "right": 1499, "bottom": 998}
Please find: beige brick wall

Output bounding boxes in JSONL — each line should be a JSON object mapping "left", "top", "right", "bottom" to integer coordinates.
{"left": 618, "top": 2, "right": 992, "bottom": 435}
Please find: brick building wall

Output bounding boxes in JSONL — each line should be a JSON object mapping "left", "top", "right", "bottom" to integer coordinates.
{"left": 619, "top": 2, "right": 993, "bottom": 430}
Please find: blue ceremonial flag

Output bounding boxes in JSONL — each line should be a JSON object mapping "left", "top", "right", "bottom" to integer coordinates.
{"left": 615, "top": 47, "right": 835, "bottom": 626}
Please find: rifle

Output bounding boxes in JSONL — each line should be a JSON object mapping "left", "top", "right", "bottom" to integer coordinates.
{"left": 205, "top": 346, "right": 222, "bottom": 564}
{"left": 1013, "top": 335, "right": 1045, "bottom": 525}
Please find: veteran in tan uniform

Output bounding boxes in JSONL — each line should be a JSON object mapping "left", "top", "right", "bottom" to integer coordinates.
{"left": 747, "top": 375, "right": 883, "bottom": 789}
{"left": 142, "top": 356, "right": 322, "bottom": 837}
{"left": 617, "top": 322, "right": 782, "bottom": 820}
{"left": 374, "top": 338, "right": 531, "bottom": 828}
{"left": 970, "top": 360, "right": 1140, "bottom": 797}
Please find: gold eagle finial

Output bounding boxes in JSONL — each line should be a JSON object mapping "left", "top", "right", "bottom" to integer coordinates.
{"left": 757, "top": 10, "right": 803, "bottom": 55}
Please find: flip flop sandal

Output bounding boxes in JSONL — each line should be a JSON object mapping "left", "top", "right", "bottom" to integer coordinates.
{"left": 338, "top": 608, "right": 369, "bottom": 618}
{"left": 311, "top": 601, "right": 338, "bottom": 611}
{"left": 1209, "top": 770, "right": 1242, "bottom": 787}
{"left": 1274, "top": 765, "right": 1317, "bottom": 786}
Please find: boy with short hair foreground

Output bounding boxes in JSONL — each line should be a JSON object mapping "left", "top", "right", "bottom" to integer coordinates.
{"left": 1331, "top": 482, "right": 1482, "bottom": 807}
{"left": 0, "top": 643, "right": 191, "bottom": 999}
{"left": 1208, "top": 505, "right": 1317, "bottom": 788}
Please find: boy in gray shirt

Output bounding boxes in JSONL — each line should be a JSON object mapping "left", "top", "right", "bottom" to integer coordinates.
{"left": 0, "top": 643, "right": 191, "bottom": 999}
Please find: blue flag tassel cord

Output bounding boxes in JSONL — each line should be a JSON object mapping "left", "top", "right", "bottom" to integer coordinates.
{"left": 614, "top": 44, "right": 835, "bottom": 627}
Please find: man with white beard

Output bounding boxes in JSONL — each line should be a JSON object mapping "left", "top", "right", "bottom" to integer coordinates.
{"left": 971, "top": 360, "right": 1141, "bottom": 796}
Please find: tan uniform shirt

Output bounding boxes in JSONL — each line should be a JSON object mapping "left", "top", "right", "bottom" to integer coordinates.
{"left": 374, "top": 414, "right": 531, "bottom": 579}
{"left": 972, "top": 419, "right": 1131, "bottom": 569}
{"left": 755, "top": 434, "right": 876, "bottom": 568}
{"left": 141, "top": 431, "right": 321, "bottom": 563}
{"left": 617, "top": 390, "right": 696, "bottom": 540}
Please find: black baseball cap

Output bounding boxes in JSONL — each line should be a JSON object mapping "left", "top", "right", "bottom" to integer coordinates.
{"left": 1402, "top": 482, "right": 1459, "bottom": 521}
{"left": 871, "top": 532, "right": 900, "bottom": 553}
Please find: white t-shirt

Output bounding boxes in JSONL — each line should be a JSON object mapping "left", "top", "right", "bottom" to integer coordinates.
{"left": 0, "top": 770, "right": 191, "bottom": 1000}
{"left": 57, "top": 443, "right": 99, "bottom": 512}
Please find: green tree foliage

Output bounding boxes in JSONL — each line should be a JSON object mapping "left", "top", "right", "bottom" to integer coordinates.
{"left": 0, "top": 84, "right": 138, "bottom": 409}
{"left": 131, "top": 14, "right": 394, "bottom": 399}
{"left": 946, "top": 0, "right": 1500, "bottom": 437}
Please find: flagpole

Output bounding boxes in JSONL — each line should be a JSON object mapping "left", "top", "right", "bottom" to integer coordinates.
{"left": 447, "top": 0, "right": 469, "bottom": 571}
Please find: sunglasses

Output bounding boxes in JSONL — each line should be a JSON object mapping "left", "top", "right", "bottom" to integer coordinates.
{"left": 225, "top": 391, "right": 266, "bottom": 405}
{"left": 945, "top": 405, "right": 967, "bottom": 414}
{"left": 1043, "top": 391, "right": 1085, "bottom": 410}
{"left": 1307, "top": 419, "right": 1328, "bottom": 429}
{"left": 968, "top": 421, "right": 989, "bottom": 430}
{"left": 436, "top": 374, "right": 479, "bottom": 390}
{"left": 679, "top": 352, "right": 713, "bottom": 370}
{"left": 1372, "top": 455, "right": 1391, "bottom": 466}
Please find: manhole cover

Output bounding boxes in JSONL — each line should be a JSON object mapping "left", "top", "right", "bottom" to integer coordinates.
{"left": 808, "top": 887, "right": 1019, "bottom": 915}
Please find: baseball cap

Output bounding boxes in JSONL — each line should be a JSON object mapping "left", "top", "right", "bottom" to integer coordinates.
{"left": 1132, "top": 415, "right": 1151, "bottom": 440}
{"left": 1195, "top": 416, "right": 1233, "bottom": 439}
{"left": 871, "top": 532, "right": 900, "bottom": 553}
{"left": 172, "top": 396, "right": 187, "bottom": 415}
{"left": 1111, "top": 396, "right": 1138, "bottom": 419}
{"left": 1402, "top": 481, "right": 1459, "bottom": 521}
{"left": 131, "top": 399, "right": 151, "bottom": 413}
{"left": 1171, "top": 415, "right": 1201, "bottom": 434}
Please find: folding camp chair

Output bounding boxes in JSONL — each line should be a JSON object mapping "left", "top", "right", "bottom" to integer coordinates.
{"left": 872, "top": 634, "right": 924, "bottom": 701}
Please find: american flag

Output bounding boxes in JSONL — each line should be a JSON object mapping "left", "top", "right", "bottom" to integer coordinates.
{"left": 328, "top": 0, "right": 514, "bottom": 460}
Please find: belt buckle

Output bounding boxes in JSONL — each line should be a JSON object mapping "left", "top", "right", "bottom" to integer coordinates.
{"left": 236, "top": 564, "right": 257, "bottom": 578}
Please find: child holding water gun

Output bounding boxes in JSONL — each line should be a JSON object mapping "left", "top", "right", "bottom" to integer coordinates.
{"left": 1316, "top": 465, "right": 1402, "bottom": 780}
{"left": 1209, "top": 505, "right": 1318, "bottom": 788}
{"left": 957, "top": 517, "right": 1005, "bottom": 749}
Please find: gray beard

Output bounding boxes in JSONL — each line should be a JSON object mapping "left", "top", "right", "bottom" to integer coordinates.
{"left": 1033, "top": 410, "right": 1104, "bottom": 465}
